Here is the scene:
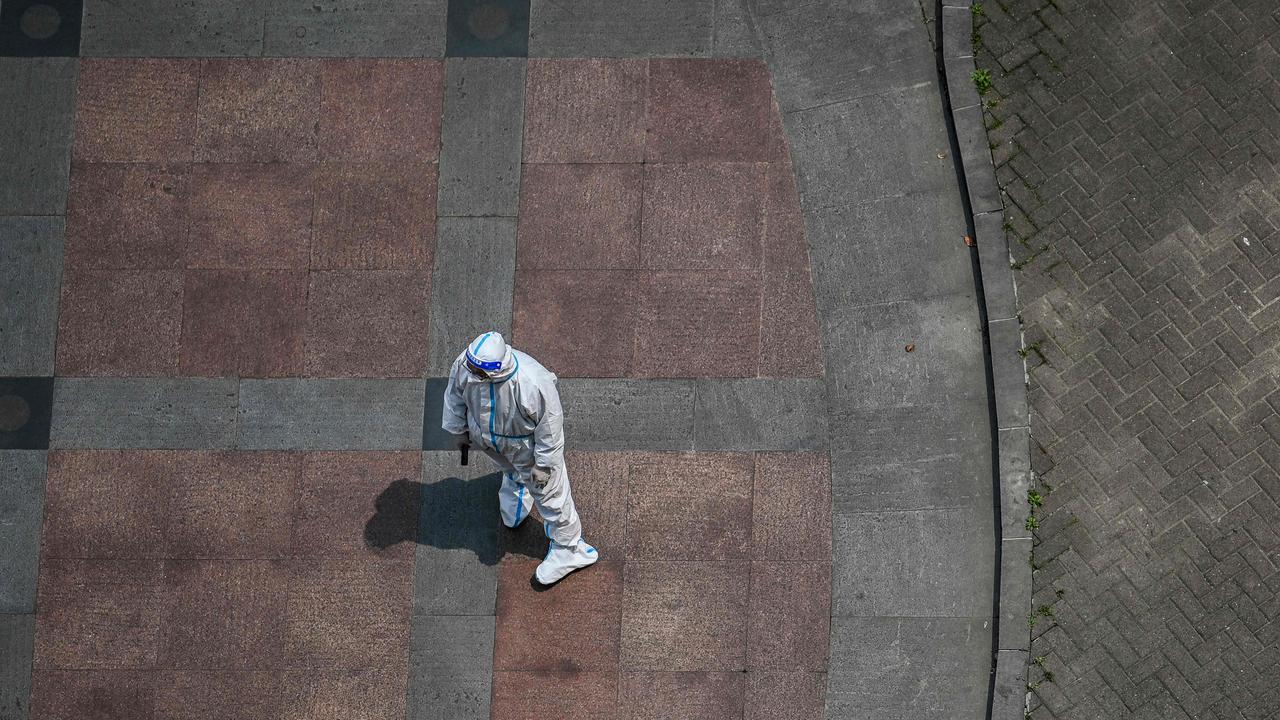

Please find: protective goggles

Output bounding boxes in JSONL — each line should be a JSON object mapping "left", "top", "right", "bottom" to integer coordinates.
{"left": 465, "top": 353, "right": 503, "bottom": 379}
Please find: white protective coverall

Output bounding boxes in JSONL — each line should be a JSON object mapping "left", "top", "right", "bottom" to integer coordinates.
{"left": 442, "top": 332, "right": 597, "bottom": 585}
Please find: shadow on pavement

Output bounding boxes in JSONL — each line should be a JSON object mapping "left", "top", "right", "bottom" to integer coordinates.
{"left": 363, "top": 475, "right": 545, "bottom": 565}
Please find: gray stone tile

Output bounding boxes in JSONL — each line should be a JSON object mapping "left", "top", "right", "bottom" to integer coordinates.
{"left": 941, "top": 5, "right": 973, "bottom": 59}
{"left": 237, "top": 379, "right": 425, "bottom": 450}
{"left": 51, "top": 378, "right": 238, "bottom": 449}
{"left": 786, "top": 84, "right": 954, "bottom": 210}
{"left": 998, "top": 427, "right": 1031, "bottom": 541}
{"left": 263, "top": 0, "right": 448, "bottom": 56}
{"left": 945, "top": 53, "right": 981, "bottom": 111}
{"left": 826, "top": 616, "right": 991, "bottom": 718}
{"left": 410, "top": 615, "right": 495, "bottom": 671}
{"left": 0, "top": 614, "right": 34, "bottom": 720}
{"left": 713, "top": 0, "right": 760, "bottom": 57}
{"left": 0, "top": 218, "right": 63, "bottom": 376}
{"left": 993, "top": 650, "right": 1029, "bottom": 719}
{"left": 529, "top": 0, "right": 713, "bottom": 57}
{"left": 821, "top": 293, "right": 986, "bottom": 415}
{"left": 990, "top": 318, "right": 1028, "bottom": 430}
{"left": 975, "top": 210, "right": 1017, "bottom": 322}
{"left": 437, "top": 59, "right": 524, "bottom": 218}
{"left": 414, "top": 452, "right": 500, "bottom": 615}
{"left": 0, "top": 452, "right": 45, "bottom": 614}
{"left": 81, "top": 0, "right": 266, "bottom": 56}
{"left": 806, "top": 192, "right": 971, "bottom": 313}
{"left": 426, "top": 217, "right": 516, "bottom": 375}
{"left": 0, "top": 59, "right": 76, "bottom": 215}
{"left": 999, "top": 537, "right": 1031, "bottom": 652}
{"left": 831, "top": 506, "right": 994, "bottom": 617}
{"left": 422, "top": 377, "right": 456, "bottom": 451}
{"left": 559, "top": 379, "right": 696, "bottom": 451}
{"left": 693, "top": 378, "right": 827, "bottom": 451}
{"left": 954, "top": 104, "right": 1002, "bottom": 215}
{"left": 830, "top": 403, "right": 986, "bottom": 469}
{"left": 406, "top": 669, "right": 491, "bottom": 720}
{"left": 756, "top": 0, "right": 934, "bottom": 111}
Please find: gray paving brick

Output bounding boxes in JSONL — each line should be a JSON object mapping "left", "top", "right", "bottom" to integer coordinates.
{"left": 413, "top": 452, "right": 500, "bottom": 615}
{"left": 0, "top": 59, "right": 76, "bottom": 215}
{"left": 831, "top": 506, "right": 994, "bottom": 618}
{"left": 262, "top": 0, "right": 448, "bottom": 57}
{"left": 754, "top": 0, "right": 934, "bottom": 111}
{"left": 693, "top": 378, "right": 827, "bottom": 451}
{"left": 974, "top": 210, "right": 1016, "bottom": 322}
{"left": 989, "top": 318, "right": 1028, "bottom": 430}
{"left": 0, "top": 452, "right": 45, "bottom": 615}
{"left": 237, "top": 379, "right": 425, "bottom": 450}
{"left": 0, "top": 614, "right": 34, "bottom": 720}
{"left": 805, "top": 192, "right": 971, "bottom": 313}
{"left": 51, "top": 378, "right": 238, "bottom": 449}
{"left": 559, "top": 379, "right": 696, "bottom": 451}
{"left": 81, "top": 0, "right": 266, "bottom": 56}
{"left": 0, "top": 218, "right": 63, "bottom": 376}
{"left": 437, "top": 59, "right": 524, "bottom": 218}
{"left": 426, "top": 217, "right": 516, "bottom": 376}
{"left": 786, "top": 85, "right": 954, "bottom": 210}
{"left": 826, "top": 616, "right": 991, "bottom": 718}
{"left": 999, "top": 537, "right": 1031, "bottom": 652}
{"left": 406, "top": 669, "right": 491, "bottom": 720}
{"left": 410, "top": 615, "right": 495, "bottom": 671}
{"left": 529, "top": 0, "right": 713, "bottom": 57}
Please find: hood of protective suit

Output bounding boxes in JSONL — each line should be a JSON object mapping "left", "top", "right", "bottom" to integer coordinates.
{"left": 465, "top": 331, "right": 516, "bottom": 381}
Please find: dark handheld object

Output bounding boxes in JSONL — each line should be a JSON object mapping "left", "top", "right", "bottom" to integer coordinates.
{"left": 460, "top": 443, "right": 469, "bottom": 466}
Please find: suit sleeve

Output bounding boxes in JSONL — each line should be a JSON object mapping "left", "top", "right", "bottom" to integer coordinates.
{"left": 530, "top": 379, "right": 565, "bottom": 470}
{"left": 441, "top": 356, "right": 469, "bottom": 435}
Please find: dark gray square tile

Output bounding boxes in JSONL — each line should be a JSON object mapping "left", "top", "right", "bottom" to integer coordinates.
{"left": 0, "top": 377, "right": 52, "bottom": 450}
{"left": 446, "top": 0, "right": 529, "bottom": 57}
{"left": 0, "top": 0, "right": 82, "bottom": 57}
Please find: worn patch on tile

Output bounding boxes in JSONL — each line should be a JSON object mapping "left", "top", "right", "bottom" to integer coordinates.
{"left": 446, "top": 0, "right": 529, "bottom": 57}
{"left": 0, "top": 377, "right": 53, "bottom": 449}
{"left": 0, "top": 0, "right": 82, "bottom": 56}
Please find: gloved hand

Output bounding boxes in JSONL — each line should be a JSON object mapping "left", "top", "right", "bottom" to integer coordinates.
{"left": 450, "top": 432, "right": 469, "bottom": 450}
{"left": 531, "top": 465, "right": 554, "bottom": 490}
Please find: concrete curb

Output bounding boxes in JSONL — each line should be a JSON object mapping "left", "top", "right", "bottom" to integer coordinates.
{"left": 939, "top": 1, "right": 1032, "bottom": 718}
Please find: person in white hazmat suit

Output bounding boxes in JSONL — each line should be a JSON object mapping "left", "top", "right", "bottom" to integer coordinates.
{"left": 442, "top": 331, "right": 598, "bottom": 586}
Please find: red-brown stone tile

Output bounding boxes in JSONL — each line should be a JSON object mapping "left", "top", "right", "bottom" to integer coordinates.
{"left": 195, "top": 59, "right": 321, "bottom": 163}
{"left": 284, "top": 557, "right": 412, "bottom": 669}
{"left": 305, "top": 269, "right": 430, "bottom": 377}
{"left": 180, "top": 270, "right": 307, "bottom": 378}
{"left": 747, "top": 562, "right": 831, "bottom": 672}
{"left": 155, "top": 672, "right": 286, "bottom": 720}
{"left": 752, "top": 453, "right": 832, "bottom": 561}
{"left": 165, "top": 452, "right": 298, "bottom": 559}
{"left": 626, "top": 453, "right": 752, "bottom": 560}
{"left": 492, "top": 671, "right": 620, "bottom": 720}
{"left": 311, "top": 162, "right": 437, "bottom": 270}
{"left": 494, "top": 559, "right": 621, "bottom": 671}
{"left": 516, "top": 163, "right": 642, "bottom": 270}
{"left": 646, "top": 59, "right": 782, "bottom": 163}
{"left": 281, "top": 669, "right": 408, "bottom": 720}
{"left": 640, "top": 163, "right": 765, "bottom": 271}
{"left": 620, "top": 561, "right": 748, "bottom": 671}
{"left": 74, "top": 59, "right": 199, "bottom": 163}
{"left": 512, "top": 270, "right": 638, "bottom": 378}
{"left": 186, "top": 164, "right": 313, "bottom": 270}
{"left": 319, "top": 59, "right": 444, "bottom": 162}
{"left": 30, "top": 671, "right": 157, "bottom": 720}
{"left": 65, "top": 163, "right": 189, "bottom": 270}
{"left": 524, "top": 59, "right": 647, "bottom": 163}
{"left": 55, "top": 269, "right": 183, "bottom": 377}
{"left": 621, "top": 671, "right": 745, "bottom": 720}
{"left": 294, "top": 452, "right": 423, "bottom": 560}
{"left": 158, "top": 560, "right": 289, "bottom": 670}
{"left": 744, "top": 672, "right": 827, "bottom": 720}
{"left": 759, "top": 265, "right": 824, "bottom": 378}
{"left": 33, "top": 559, "right": 166, "bottom": 670}
{"left": 42, "top": 451, "right": 173, "bottom": 559}
{"left": 565, "top": 452, "right": 630, "bottom": 556}
{"left": 632, "top": 271, "right": 762, "bottom": 378}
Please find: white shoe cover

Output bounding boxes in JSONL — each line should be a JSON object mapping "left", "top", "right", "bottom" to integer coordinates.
{"left": 534, "top": 540, "right": 598, "bottom": 586}
{"left": 499, "top": 474, "right": 535, "bottom": 529}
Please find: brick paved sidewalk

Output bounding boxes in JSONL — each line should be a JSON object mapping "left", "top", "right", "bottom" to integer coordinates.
{"left": 974, "top": 0, "right": 1280, "bottom": 716}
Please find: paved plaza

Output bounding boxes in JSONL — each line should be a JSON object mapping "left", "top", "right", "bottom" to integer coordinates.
{"left": 0, "top": 1, "right": 1012, "bottom": 719}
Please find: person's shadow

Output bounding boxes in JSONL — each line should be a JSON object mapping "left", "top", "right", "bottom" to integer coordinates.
{"left": 363, "top": 471, "right": 547, "bottom": 565}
